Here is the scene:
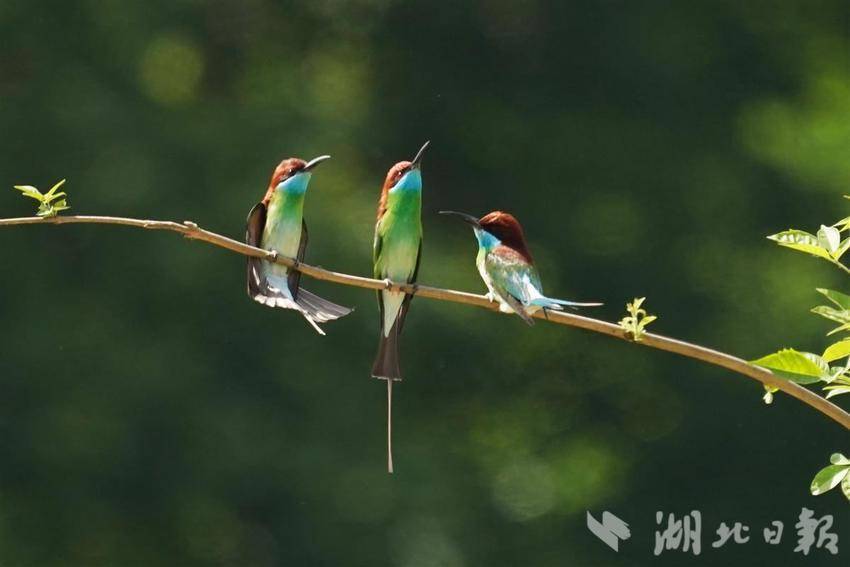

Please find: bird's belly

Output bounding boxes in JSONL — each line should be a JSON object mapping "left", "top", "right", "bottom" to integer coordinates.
{"left": 262, "top": 219, "right": 301, "bottom": 277}
{"left": 382, "top": 242, "right": 418, "bottom": 281}
{"left": 379, "top": 218, "right": 420, "bottom": 281}
{"left": 377, "top": 225, "right": 420, "bottom": 335}
{"left": 476, "top": 252, "right": 494, "bottom": 291}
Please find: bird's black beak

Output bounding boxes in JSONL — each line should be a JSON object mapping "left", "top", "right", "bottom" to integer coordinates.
{"left": 303, "top": 155, "right": 332, "bottom": 171}
{"left": 410, "top": 141, "right": 430, "bottom": 170}
{"left": 439, "top": 210, "right": 480, "bottom": 227}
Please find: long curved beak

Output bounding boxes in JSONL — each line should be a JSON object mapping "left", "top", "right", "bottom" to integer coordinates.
{"left": 303, "top": 155, "right": 332, "bottom": 171}
{"left": 410, "top": 141, "right": 430, "bottom": 170}
{"left": 439, "top": 210, "right": 480, "bottom": 227}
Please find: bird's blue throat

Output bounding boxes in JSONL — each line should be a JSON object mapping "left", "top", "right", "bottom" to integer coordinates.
{"left": 474, "top": 228, "right": 501, "bottom": 251}
{"left": 276, "top": 171, "right": 312, "bottom": 195}
{"left": 390, "top": 169, "right": 422, "bottom": 193}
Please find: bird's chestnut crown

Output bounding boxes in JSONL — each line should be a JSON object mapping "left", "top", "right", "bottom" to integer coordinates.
{"left": 269, "top": 158, "right": 308, "bottom": 189}
{"left": 384, "top": 161, "right": 414, "bottom": 189}
{"left": 479, "top": 211, "right": 534, "bottom": 262}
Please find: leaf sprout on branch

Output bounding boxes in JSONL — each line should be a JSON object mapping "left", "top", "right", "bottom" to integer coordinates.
{"left": 618, "top": 297, "right": 657, "bottom": 342}
{"left": 13, "top": 179, "right": 70, "bottom": 218}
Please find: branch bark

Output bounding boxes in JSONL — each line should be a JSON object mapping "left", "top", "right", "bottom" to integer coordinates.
{"left": 3, "top": 214, "right": 849, "bottom": 430}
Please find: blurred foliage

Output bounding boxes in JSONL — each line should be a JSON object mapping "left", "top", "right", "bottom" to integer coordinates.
{"left": 0, "top": 0, "right": 849, "bottom": 565}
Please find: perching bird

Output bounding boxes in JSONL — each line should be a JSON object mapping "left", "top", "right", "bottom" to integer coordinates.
{"left": 246, "top": 155, "right": 352, "bottom": 335}
{"left": 440, "top": 210, "right": 602, "bottom": 324}
{"left": 372, "top": 141, "right": 429, "bottom": 473}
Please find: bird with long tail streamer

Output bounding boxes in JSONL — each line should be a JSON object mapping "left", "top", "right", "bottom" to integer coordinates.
{"left": 372, "top": 141, "right": 429, "bottom": 473}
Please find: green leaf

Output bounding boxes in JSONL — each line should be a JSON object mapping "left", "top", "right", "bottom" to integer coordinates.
{"left": 13, "top": 185, "right": 45, "bottom": 201}
{"left": 823, "top": 339, "right": 850, "bottom": 362}
{"left": 826, "top": 365, "right": 846, "bottom": 384}
{"left": 810, "top": 464, "right": 850, "bottom": 495}
{"left": 816, "top": 288, "right": 850, "bottom": 310}
{"left": 825, "top": 385, "right": 850, "bottom": 399}
{"left": 818, "top": 225, "right": 841, "bottom": 256}
{"left": 810, "top": 305, "right": 850, "bottom": 336}
{"left": 44, "top": 179, "right": 66, "bottom": 198}
{"left": 833, "top": 215, "right": 850, "bottom": 232}
{"left": 830, "top": 453, "right": 850, "bottom": 466}
{"left": 768, "top": 230, "right": 834, "bottom": 261}
{"left": 828, "top": 323, "right": 850, "bottom": 336}
{"left": 843, "top": 475, "right": 850, "bottom": 502}
{"left": 750, "top": 349, "right": 830, "bottom": 384}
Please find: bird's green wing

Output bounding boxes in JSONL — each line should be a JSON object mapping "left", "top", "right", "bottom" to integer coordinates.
{"left": 373, "top": 223, "right": 383, "bottom": 279}
{"left": 395, "top": 239, "right": 422, "bottom": 333}
{"left": 373, "top": 222, "right": 386, "bottom": 332}
{"left": 485, "top": 251, "right": 542, "bottom": 305}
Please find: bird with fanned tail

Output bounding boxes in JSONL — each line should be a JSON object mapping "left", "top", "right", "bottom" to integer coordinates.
{"left": 246, "top": 155, "right": 353, "bottom": 334}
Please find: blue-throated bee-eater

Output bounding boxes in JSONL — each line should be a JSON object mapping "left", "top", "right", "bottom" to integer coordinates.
{"left": 372, "top": 141, "right": 429, "bottom": 473}
{"left": 440, "top": 210, "right": 602, "bottom": 323}
{"left": 246, "top": 156, "right": 353, "bottom": 334}
{"left": 372, "top": 142, "right": 429, "bottom": 379}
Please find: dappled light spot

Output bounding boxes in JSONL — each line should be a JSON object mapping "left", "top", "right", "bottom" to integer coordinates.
{"left": 740, "top": 68, "right": 850, "bottom": 193}
{"left": 391, "top": 516, "right": 465, "bottom": 567}
{"left": 491, "top": 458, "right": 557, "bottom": 521}
{"left": 139, "top": 34, "right": 204, "bottom": 105}
{"left": 551, "top": 440, "right": 621, "bottom": 513}
{"left": 304, "top": 43, "right": 372, "bottom": 128}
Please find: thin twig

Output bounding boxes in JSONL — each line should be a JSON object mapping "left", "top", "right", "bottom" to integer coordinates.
{"left": 2, "top": 214, "right": 849, "bottom": 430}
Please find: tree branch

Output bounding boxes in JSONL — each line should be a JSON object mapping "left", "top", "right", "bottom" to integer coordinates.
{"left": 3, "top": 214, "right": 849, "bottom": 430}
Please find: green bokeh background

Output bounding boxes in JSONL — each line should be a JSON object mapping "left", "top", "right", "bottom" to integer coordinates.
{"left": 1, "top": 1, "right": 848, "bottom": 565}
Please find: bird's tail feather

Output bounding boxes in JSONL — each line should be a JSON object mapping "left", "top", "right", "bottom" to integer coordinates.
{"left": 296, "top": 288, "right": 354, "bottom": 323}
{"left": 251, "top": 283, "right": 327, "bottom": 335}
{"left": 372, "top": 321, "right": 402, "bottom": 380}
{"left": 530, "top": 297, "right": 604, "bottom": 310}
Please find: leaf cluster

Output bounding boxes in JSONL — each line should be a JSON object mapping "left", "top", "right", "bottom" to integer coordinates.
{"left": 749, "top": 288, "right": 850, "bottom": 399}
{"left": 13, "top": 179, "right": 70, "bottom": 217}
{"left": 756, "top": 200, "right": 850, "bottom": 503}
{"left": 757, "top": 206, "right": 850, "bottom": 401}
{"left": 618, "top": 297, "right": 657, "bottom": 342}
{"left": 810, "top": 453, "right": 850, "bottom": 502}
